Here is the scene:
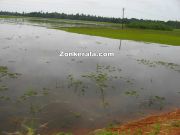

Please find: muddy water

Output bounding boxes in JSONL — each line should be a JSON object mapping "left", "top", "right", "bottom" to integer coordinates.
{"left": 0, "top": 23, "right": 180, "bottom": 135}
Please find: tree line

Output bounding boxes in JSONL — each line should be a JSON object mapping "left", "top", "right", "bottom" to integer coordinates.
{"left": 0, "top": 11, "right": 180, "bottom": 30}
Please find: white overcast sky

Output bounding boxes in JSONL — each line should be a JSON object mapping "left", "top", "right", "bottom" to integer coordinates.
{"left": 0, "top": 0, "right": 180, "bottom": 21}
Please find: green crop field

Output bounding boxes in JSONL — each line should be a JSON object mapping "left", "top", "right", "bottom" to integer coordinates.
{"left": 60, "top": 27, "right": 180, "bottom": 46}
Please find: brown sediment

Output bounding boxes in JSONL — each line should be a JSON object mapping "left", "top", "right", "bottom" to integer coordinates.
{"left": 110, "top": 109, "right": 180, "bottom": 135}
{"left": 40, "top": 109, "right": 180, "bottom": 135}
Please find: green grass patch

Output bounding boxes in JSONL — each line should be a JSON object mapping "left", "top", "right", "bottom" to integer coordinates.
{"left": 60, "top": 27, "right": 180, "bottom": 46}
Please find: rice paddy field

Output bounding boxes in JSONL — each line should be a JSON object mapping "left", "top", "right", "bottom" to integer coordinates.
{"left": 0, "top": 16, "right": 180, "bottom": 135}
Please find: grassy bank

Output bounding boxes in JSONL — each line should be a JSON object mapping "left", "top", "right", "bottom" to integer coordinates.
{"left": 60, "top": 27, "right": 180, "bottom": 46}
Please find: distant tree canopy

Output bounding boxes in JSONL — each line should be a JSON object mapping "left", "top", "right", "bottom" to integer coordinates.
{"left": 0, "top": 11, "right": 180, "bottom": 30}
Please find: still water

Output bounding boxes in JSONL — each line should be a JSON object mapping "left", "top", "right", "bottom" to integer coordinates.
{"left": 0, "top": 23, "right": 180, "bottom": 134}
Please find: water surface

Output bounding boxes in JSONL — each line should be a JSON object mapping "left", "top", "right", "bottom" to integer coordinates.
{"left": 0, "top": 22, "right": 180, "bottom": 134}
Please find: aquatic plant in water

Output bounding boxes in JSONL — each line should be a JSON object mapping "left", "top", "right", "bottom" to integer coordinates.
{"left": 0, "top": 66, "right": 8, "bottom": 73}
{"left": 141, "top": 96, "right": 166, "bottom": 110}
{"left": 67, "top": 74, "right": 87, "bottom": 95}
{"left": 19, "top": 89, "right": 38, "bottom": 101}
{"left": 18, "top": 88, "right": 50, "bottom": 102}
{"left": 67, "top": 64, "right": 124, "bottom": 108}
{"left": 0, "top": 95, "right": 10, "bottom": 101}
{"left": 82, "top": 72, "right": 108, "bottom": 91}
{"left": 137, "top": 59, "right": 180, "bottom": 72}
{"left": 67, "top": 64, "right": 125, "bottom": 95}
{"left": 0, "top": 66, "right": 21, "bottom": 79}
{"left": 0, "top": 66, "right": 21, "bottom": 102}
{"left": 0, "top": 84, "right": 10, "bottom": 101}
{"left": 124, "top": 90, "right": 139, "bottom": 98}
{"left": 0, "top": 85, "right": 8, "bottom": 91}
{"left": 14, "top": 87, "right": 50, "bottom": 134}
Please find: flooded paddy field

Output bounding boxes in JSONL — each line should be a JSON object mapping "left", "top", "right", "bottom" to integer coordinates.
{"left": 0, "top": 20, "right": 180, "bottom": 135}
{"left": 0, "top": 17, "right": 122, "bottom": 29}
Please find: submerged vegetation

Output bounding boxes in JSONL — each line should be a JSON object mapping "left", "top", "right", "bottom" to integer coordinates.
{"left": 0, "top": 85, "right": 8, "bottom": 91}
{"left": 0, "top": 66, "right": 21, "bottom": 79}
{"left": 137, "top": 59, "right": 180, "bottom": 72}
{"left": 124, "top": 90, "right": 139, "bottom": 98}
{"left": 142, "top": 96, "right": 166, "bottom": 110}
{"left": 0, "top": 11, "right": 180, "bottom": 134}
{"left": 67, "top": 64, "right": 123, "bottom": 107}
{"left": 0, "top": 66, "right": 21, "bottom": 101}
{"left": 0, "top": 51, "right": 177, "bottom": 134}
{"left": 67, "top": 64, "right": 168, "bottom": 111}
{"left": 0, "top": 62, "right": 178, "bottom": 134}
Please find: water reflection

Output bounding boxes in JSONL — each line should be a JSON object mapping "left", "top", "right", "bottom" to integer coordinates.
{"left": 119, "top": 40, "right": 122, "bottom": 51}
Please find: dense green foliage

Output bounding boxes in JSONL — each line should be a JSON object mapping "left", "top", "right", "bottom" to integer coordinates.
{"left": 0, "top": 11, "right": 180, "bottom": 30}
{"left": 127, "top": 21, "right": 173, "bottom": 31}
{"left": 0, "top": 11, "right": 124, "bottom": 23}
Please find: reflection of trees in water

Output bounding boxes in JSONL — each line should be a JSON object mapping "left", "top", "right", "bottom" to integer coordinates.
{"left": 119, "top": 40, "right": 122, "bottom": 51}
